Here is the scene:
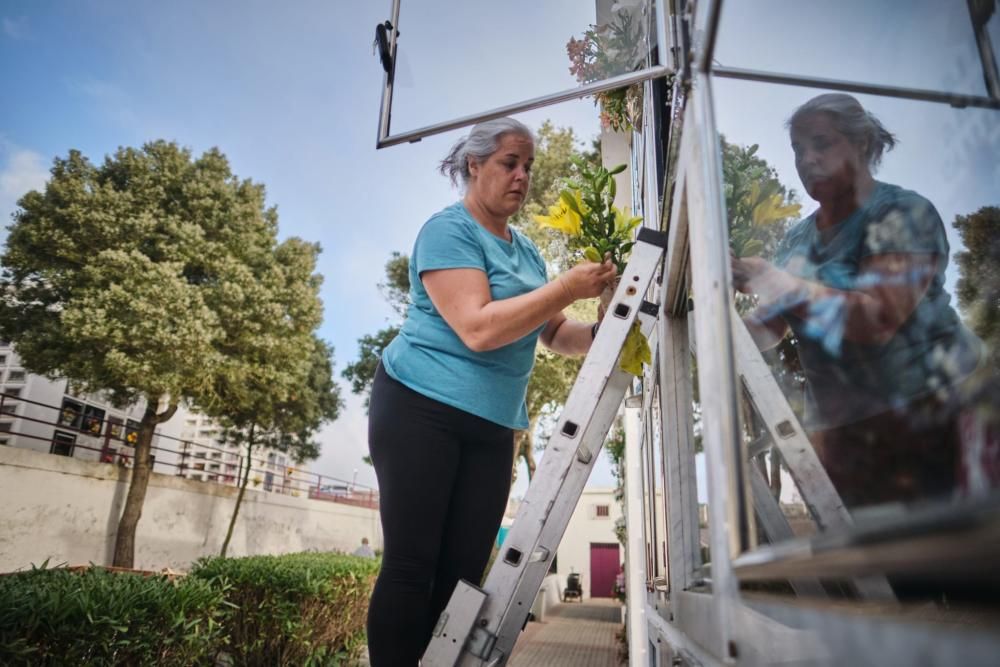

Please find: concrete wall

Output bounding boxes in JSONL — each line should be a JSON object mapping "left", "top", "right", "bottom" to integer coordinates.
{"left": 556, "top": 488, "right": 623, "bottom": 599}
{"left": 0, "top": 445, "right": 381, "bottom": 573}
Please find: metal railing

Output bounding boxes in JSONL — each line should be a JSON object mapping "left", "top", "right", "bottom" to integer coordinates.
{"left": 0, "top": 390, "right": 378, "bottom": 510}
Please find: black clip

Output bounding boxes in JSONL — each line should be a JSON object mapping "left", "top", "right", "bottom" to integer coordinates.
{"left": 374, "top": 21, "right": 397, "bottom": 74}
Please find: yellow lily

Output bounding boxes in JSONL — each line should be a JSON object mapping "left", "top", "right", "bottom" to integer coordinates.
{"left": 533, "top": 197, "right": 582, "bottom": 236}
{"left": 748, "top": 180, "right": 801, "bottom": 226}
{"left": 613, "top": 206, "right": 643, "bottom": 234}
{"left": 619, "top": 321, "right": 652, "bottom": 377}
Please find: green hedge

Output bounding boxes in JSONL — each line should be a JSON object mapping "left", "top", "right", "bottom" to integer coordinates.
{"left": 191, "top": 552, "right": 379, "bottom": 667}
{"left": 0, "top": 552, "right": 379, "bottom": 667}
{"left": 0, "top": 565, "right": 228, "bottom": 666}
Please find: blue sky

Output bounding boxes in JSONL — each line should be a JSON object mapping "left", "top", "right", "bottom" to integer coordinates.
{"left": 0, "top": 0, "right": 611, "bottom": 495}
{"left": 1, "top": 1, "right": 996, "bottom": 499}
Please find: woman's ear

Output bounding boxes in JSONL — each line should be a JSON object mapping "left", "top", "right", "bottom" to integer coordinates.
{"left": 466, "top": 155, "right": 479, "bottom": 180}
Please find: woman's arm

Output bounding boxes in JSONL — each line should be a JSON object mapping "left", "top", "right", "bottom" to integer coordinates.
{"left": 538, "top": 311, "right": 595, "bottom": 356}
{"left": 422, "top": 259, "right": 615, "bottom": 352}
{"left": 733, "top": 253, "right": 938, "bottom": 346}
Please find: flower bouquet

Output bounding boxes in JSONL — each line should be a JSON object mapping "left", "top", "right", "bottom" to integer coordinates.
{"left": 534, "top": 159, "right": 650, "bottom": 376}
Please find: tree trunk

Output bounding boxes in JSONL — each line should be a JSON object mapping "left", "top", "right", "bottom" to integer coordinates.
{"left": 769, "top": 449, "right": 783, "bottom": 500}
{"left": 221, "top": 424, "right": 255, "bottom": 557}
{"left": 519, "top": 415, "right": 539, "bottom": 482}
{"left": 112, "top": 398, "right": 177, "bottom": 568}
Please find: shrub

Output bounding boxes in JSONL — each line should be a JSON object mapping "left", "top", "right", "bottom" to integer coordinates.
{"left": 0, "top": 565, "right": 229, "bottom": 666}
{"left": 191, "top": 552, "right": 379, "bottom": 666}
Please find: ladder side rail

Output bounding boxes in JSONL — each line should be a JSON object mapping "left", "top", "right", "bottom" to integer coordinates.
{"left": 427, "top": 238, "right": 665, "bottom": 667}
{"left": 748, "top": 466, "right": 828, "bottom": 598}
{"left": 729, "top": 312, "right": 850, "bottom": 532}
{"left": 731, "top": 313, "right": 897, "bottom": 601}
{"left": 640, "top": 341, "right": 665, "bottom": 584}
{"left": 624, "top": 400, "right": 651, "bottom": 667}
{"left": 660, "top": 311, "right": 702, "bottom": 596}
{"left": 477, "top": 307, "right": 661, "bottom": 666}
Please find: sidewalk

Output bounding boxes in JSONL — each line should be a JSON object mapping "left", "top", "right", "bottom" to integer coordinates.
{"left": 357, "top": 599, "right": 623, "bottom": 666}
{"left": 509, "top": 598, "right": 624, "bottom": 667}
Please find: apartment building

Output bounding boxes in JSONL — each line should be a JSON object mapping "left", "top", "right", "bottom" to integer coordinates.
{"left": 0, "top": 342, "right": 177, "bottom": 471}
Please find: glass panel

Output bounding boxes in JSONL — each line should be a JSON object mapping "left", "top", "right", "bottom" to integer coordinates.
{"left": 389, "top": 0, "right": 659, "bottom": 134}
{"left": 719, "top": 77, "right": 1000, "bottom": 538}
{"left": 712, "top": 0, "right": 989, "bottom": 96}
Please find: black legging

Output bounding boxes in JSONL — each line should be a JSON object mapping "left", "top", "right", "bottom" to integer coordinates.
{"left": 366, "top": 364, "right": 514, "bottom": 667}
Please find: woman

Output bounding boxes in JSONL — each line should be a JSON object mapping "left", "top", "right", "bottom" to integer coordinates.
{"left": 366, "top": 117, "right": 615, "bottom": 666}
{"left": 732, "top": 93, "right": 982, "bottom": 509}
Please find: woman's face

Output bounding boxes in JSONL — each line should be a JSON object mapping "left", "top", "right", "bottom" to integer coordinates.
{"left": 467, "top": 133, "right": 534, "bottom": 219}
{"left": 790, "top": 112, "right": 868, "bottom": 204}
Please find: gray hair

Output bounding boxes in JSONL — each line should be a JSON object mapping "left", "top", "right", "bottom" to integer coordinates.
{"left": 439, "top": 117, "right": 534, "bottom": 188}
{"left": 787, "top": 93, "right": 897, "bottom": 170}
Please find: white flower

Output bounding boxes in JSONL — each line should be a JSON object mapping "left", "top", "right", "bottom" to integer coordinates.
{"left": 864, "top": 209, "right": 908, "bottom": 254}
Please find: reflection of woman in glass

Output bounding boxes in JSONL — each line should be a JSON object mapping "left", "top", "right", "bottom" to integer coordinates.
{"left": 732, "top": 93, "right": 982, "bottom": 508}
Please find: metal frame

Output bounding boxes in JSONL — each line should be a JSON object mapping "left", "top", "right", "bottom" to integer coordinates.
{"left": 375, "top": 0, "right": 673, "bottom": 149}
{"left": 627, "top": 0, "right": 1000, "bottom": 665}
{"left": 376, "top": 0, "right": 1000, "bottom": 663}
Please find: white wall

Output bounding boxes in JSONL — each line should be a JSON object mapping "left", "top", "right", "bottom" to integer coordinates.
{"left": 0, "top": 445, "right": 382, "bottom": 573}
{"left": 555, "top": 488, "right": 623, "bottom": 599}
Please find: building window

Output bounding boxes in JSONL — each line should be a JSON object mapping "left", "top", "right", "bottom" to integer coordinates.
{"left": 0, "top": 403, "right": 17, "bottom": 415}
{"left": 125, "top": 419, "right": 140, "bottom": 446}
{"left": 59, "top": 399, "right": 84, "bottom": 429}
{"left": 595, "top": 504, "right": 610, "bottom": 518}
{"left": 0, "top": 355, "right": 6, "bottom": 365}
{"left": 0, "top": 422, "right": 12, "bottom": 433}
{"left": 0, "top": 437, "right": 9, "bottom": 446}
{"left": 107, "top": 416, "right": 123, "bottom": 440}
{"left": 6, "top": 369, "right": 25, "bottom": 383}
{"left": 3, "top": 387, "right": 22, "bottom": 399}
{"left": 82, "top": 405, "right": 105, "bottom": 435}
{"left": 51, "top": 431, "right": 76, "bottom": 457}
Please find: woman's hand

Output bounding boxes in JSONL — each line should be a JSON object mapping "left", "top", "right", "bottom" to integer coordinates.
{"left": 559, "top": 257, "right": 617, "bottom": 301}
{"left": 731, "top": 251, "right": 773, "bottom": 294}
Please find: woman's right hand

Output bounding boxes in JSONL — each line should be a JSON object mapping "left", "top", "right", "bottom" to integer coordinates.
{"left": 559, "top": 257, "right": 618, "bottom": 300}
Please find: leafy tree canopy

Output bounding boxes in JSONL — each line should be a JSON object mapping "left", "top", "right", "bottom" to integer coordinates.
{"left": 954, "top": 205, "right": 1000, "bottom": 358}
{"left": 0, "top": 140, "right": 333, "bottom": 565}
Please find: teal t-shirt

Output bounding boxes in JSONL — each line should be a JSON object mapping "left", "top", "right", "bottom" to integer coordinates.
{"left": 381, "top": 202, "right": 548, "bottom": 429}
{"left": 773, "top": 181, "right": 982, "bottom": 429}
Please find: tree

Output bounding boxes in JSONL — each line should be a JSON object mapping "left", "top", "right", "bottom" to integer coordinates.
{"left": 0, "top": 141, "right": 327, "bottom": 567}
{"left": 219, "top": 335, "right": 342, "bottom": 556}
{"left": 954, "top": 206, "right": 1000, "bottom": 363}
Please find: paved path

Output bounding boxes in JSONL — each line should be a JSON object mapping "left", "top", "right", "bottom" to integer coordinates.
{"left": 357, "top": 599, "right": 623, "bottom": 666}
{"left": 508, "top": 599, "right": 624, "bottom": 667}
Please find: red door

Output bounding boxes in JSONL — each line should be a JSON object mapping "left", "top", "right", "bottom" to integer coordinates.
{"left": 589, "top": 543, "right": 620, "bottom": 598}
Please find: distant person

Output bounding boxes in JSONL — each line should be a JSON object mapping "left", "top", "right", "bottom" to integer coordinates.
{"left": 732, "top": 93, "right": 983, "bottom": 508}
{"left": 353, "top": 537, "right": 376, "bottom": 559}
{"left": 366, "top": 117, "right": 616, "bottom": 667}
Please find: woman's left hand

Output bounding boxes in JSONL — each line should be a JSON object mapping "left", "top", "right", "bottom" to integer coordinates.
{"left": 731, "top": 252, "right": 773, "bottom": 294}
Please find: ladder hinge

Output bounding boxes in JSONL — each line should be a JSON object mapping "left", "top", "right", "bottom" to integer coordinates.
{"left": 640, "top": 300, "right": 659, "bottom": 316}
{"left": 637, "top": 227, "right": 670, "bottom": 249}
{"left": 468, "top": 625, "right": 498, "bottom": 659}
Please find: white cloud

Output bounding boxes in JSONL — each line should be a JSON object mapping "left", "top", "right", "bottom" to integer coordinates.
{"left": 2, "top": 17, "right": 28, "bottom": 40}
{"left": 0, "top": 144, "right": 49, "bottom": 244}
